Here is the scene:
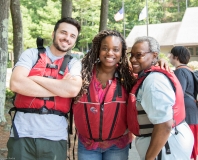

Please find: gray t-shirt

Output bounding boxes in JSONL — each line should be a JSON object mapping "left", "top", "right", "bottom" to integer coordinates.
{"left": 10, "top": 46, "right": 82, "bottom": 141}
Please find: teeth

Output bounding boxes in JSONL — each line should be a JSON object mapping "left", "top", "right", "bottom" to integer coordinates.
{"left": 106, "top": 57, "right": 114, "bottom": 60}
{"left": 133, "top": 65, "right": 139, "bottom": 68}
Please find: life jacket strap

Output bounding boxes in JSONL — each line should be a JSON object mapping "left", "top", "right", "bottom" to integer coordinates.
{"left": 157, "top": 141, "right": 171, "bottom": 160}
{"left": 36, "top": 97, "right": 54, "bottom": 101}
{"left": 8, "top": 107, "right": 19, "bottom": 139}
{"left": 37, "top": 37, "right": 46, "bottom": 53}
{"left": 59, "top": 55, "right": 73, "bottom": 76}
{"left": 10, "top": 107, "right": 67, "bottom": 117}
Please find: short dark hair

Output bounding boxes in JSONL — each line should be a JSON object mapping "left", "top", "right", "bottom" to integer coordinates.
{"left": 170, "top": 46, "right": 191, "bottom": 64}
{"left": 54, "top": 17, "right": 81, "bottom": 34}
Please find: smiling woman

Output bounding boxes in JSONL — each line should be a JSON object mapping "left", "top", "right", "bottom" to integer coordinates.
{"left": 129, "top": 37, "right": 159, "bottom": 74}
{"left": 127, "top": 36, "right": 194, "bottom": 160}
{"left": 72, "top": 30, "right": 136, "bottom": 160}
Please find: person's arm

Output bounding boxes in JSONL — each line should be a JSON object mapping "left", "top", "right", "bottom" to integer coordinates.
{"left": 140, "top": 72, "right": 175, "bottom": 160}
{"left": 145, "top": 119, "right": 173, "bottom": 160}
{"left": 29, "top": 74, "right": 82, "bottom": 98}
{"left": 10, "top": 66, "right": 55, "bottom": 97}
{"left": 29, "top": 58, "right": 82, "bottom": 98}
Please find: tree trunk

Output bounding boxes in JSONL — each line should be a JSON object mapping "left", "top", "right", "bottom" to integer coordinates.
{"left": 99, "top": 0, "right": 109, "bottom": 31}
{"left": 61, "top": 0, "right": 72, "bottom": 55}
{"left": 0, "top": 0, "right": 10, "bottom": 123}
{"left": 61, "top": 0, "right": 72, "bottom": 18}
{"left": 177, "top": 0, "right": 180, "bottom": 12}
{"left": 10, "top": 0, "right": 23, "bottom": 65}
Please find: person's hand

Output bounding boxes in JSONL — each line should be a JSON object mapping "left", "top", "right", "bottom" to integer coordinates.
{"left": 156, "top": 59, "right": 173, "bottom": 72}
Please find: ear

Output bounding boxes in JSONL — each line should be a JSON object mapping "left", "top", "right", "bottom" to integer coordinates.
{"left": 173, "top": 56, "right": 179, "bottom": 60}
{"left": 153, "top": 52, "right": 158, "bottom": 59}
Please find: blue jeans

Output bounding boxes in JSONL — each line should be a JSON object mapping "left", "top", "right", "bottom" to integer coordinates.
{"left": 78, "top": 139, "right": 129, "bottom": 160}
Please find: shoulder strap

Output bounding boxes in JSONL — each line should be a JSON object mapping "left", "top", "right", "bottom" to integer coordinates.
{"left": 59, "top": 55, "right": 73, "bottom": 75}
{"left": 177, "top": 65, "right": 198, "bottom": 99}
{"left": 31, "top": 37, "right": 46, "bottom": 69}
{"left": 36, "top": 37, "right": 46, "bottom": 53}
{"left": 112, "top": 81, "right": 122, "bottom": 101}
{"left": 176, "top": 65, "right": 193, "bottom": 71}
{"left": 132, "top": 71, "right": 149, "bottom": 96}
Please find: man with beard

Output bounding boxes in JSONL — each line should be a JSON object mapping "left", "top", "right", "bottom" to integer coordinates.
{"left": 7, "top": 17, "right": 82, "bottom": 160}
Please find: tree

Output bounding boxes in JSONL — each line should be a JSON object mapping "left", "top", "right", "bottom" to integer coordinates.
{"left": 72, "top": 0, "right": 100, "bottom": 52}
{"left": 99, "top": 0, "right": 109, "bottom": 31}
{"left": 62, "top": 0, "right": 72, "bottom": 18}
{"left": 14, "top": 0, "right": 198, "bottom": 52}
{"left": 0, "top": 0, "right": 10, "bottom": 123}
{"left": 10, "top": 0, "right": 23, "bottom": 65}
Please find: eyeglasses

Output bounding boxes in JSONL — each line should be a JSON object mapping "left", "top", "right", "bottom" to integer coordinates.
{"left": 127, "top": 51, "right": 151, "bottom": 60}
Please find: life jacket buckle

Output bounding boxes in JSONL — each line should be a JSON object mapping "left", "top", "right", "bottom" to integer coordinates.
{"left": 39, "top": 106, "right": 49, "bottom": 114}
{"left": 46, "top": 63, "right": 58, "bottom": 69}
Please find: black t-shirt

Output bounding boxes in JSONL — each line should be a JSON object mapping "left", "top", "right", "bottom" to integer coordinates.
{"left": 174, "top": 68, "right": 198, "bottom": 124}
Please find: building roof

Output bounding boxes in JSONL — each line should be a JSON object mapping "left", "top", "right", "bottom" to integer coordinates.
{"left": 175, "top": 7, "right": 198, "bottom": 46}
{"left": 126, "top": 7, "right": 198, "bottom": 49}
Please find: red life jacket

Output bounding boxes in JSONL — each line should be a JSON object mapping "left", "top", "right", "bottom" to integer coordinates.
{"left": 14, "top": 52, "right": 72, "bottom": 115}
{"left": 73, "top": 75, "right": 128, "bottom": 141}
{"left": 127, "top": 66, "right": 186, "bottom": 136}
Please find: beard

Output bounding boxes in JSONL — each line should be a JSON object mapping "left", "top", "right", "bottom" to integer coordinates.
{"left": 53, "top": 34, "right": 72, "bottom": 53}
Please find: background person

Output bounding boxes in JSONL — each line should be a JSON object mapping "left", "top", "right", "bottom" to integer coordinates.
{"left": 7, "top": 17, "right": 82, "bottom": 160}
{"left": 168, "top": 46, "right": 198, "bottom": 160}
{"left": 127, "top": 36, "right": 194, "bottom": 160}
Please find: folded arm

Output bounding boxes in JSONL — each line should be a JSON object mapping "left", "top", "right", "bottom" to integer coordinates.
{"left": 145, "top": 119, "right": 173, "bottom": 160}
{"left": 10, "top": 66, "right": 55, "bottom": 97}
{"left": 29, "top": 73, "right": 82, "bottom": 98}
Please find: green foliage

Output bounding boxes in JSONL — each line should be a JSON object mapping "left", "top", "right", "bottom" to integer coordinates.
{"left": 20, "top": 0, "right": 61, "bottom": 49}
{"left": 6, "top": 89, "right": 15, "bottom": 100}
{"left": 7, "top": 61, "right": 12, "bottom": 68}
{"left": 72, "top": 0, "right": 101, "bottom": 49}
{"left": 188, "top": 61, "right": 198, "bottom": 71}
{"left": 159, "top": 52, "right": 173, "bottom": 67}
{"left": 8, "top": 0, "right": 198, "bottom": 53}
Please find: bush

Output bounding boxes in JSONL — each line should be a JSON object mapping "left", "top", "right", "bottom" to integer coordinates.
{"left": 188, "top": 61, "right": 198, "bottom": 71}
{"left": 7, "top": 60, "right": 12, "bottom": 68}
{"left": 6, "top": 89, "right": 15, "bottom": 100}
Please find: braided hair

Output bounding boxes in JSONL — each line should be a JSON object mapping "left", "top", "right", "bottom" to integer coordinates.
{"left": 74, "top": 30, "right": 136, "bottom": 102}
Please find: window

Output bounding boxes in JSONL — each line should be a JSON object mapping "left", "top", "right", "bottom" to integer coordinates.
{"left": 185, "top": 46, "right": 198, "bottom": 56}
{"left": 196, "top": 47, "right": 198, "bottom": 56}
{"left": 188, "top": 47, "right": 194, "bottom": 55}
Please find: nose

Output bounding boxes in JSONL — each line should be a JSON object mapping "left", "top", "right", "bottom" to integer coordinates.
{"left": 64, "top": 34, "right": 70, "bottom": 43}
{"left": 107, "top": 49, "right": 114, "bottom": 55}
{"left": 129, "top": 55, "right": 137, "bottom": 62}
